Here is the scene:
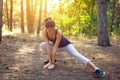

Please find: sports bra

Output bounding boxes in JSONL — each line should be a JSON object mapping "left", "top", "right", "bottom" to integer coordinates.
{"left": 46, "top": 29, "right": 71, "bottom": 48}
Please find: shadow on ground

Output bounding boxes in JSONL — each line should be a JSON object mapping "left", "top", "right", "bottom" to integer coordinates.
{"left": 0, "top": 35, "right": 120, "bottom": 80}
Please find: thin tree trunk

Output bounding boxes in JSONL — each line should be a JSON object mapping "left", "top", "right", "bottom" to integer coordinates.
{"left": 114, "top": 0, "right": 119, "bottom": 29}
{"left": 90, "top": 0, "right": 96, "bottom": 37}
{"left": 114, "top": 0, "right": 119, "bottom": 28}
{"left": 118, "top": 7, "right": 120, "bottom": 28}
{"left": 32, "top": 0, "right": 37, "bottom": 29}
{"left": 20, "top": 0, "right": 25, "bottom": 33}
{"left": 37, "top": 0, "right": 42, "bottom": 34}
{"left": 33, "top": 0, "right": 37, "bottom": 25}
{"left": 26, "top": 0, "right": 36, "bottom": 33}
{"left": 26, "top": 0, "right": 32, "bottom": 33}
{"left": 5, "top": 0, "right": 10, "bottom": 29}
{"left": 97, "top": 0, "right": 110, "bottom": 46}
{"left": 110, "top": 0, "right": 119, "bottom": 35}
{"left": 9, "top": 0, "right": 13, "bottom": 32}
{"left": 0, "top": 0, "right": 3, "bottom": 43}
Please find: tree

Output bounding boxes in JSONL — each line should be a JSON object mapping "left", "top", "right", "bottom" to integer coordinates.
{"left": 26, "top": 0, "right": 33, "bottom": 33}
{"left": 110, "top": 0, "right": 119, "bottom": 35}
{"left": 9, "top": 0, "right": 13, "bottom": 31}
{"left": 0, "top": 0, "right": 3, "bottom": 43}
{"left": 97, "top": 0, "right": 110, "bottom": 46}
{"left": 20, "top": 0, "right": 25, "bottom": 33}
{"left": 26, "top": 0, "right": 36, "bottom": 33}
{"left": 5, "top": 0, "right": 10, "bottom": 29}
{"left": 37, "top": 0, "right": 42, "bottom": 34}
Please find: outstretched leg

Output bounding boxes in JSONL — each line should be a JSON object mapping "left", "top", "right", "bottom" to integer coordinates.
{"left": 63, "top": 44, "right": 105, "bottom": 78}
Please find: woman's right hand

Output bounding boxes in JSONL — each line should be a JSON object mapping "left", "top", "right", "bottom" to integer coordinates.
{"left": 44, "top": 63, "right": 50, "bottom": 68}
{"left": 44, "top": 63, "right": 55, "bottom": 69}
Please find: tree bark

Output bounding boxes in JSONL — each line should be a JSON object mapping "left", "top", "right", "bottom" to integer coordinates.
{"left": 37, "top": 0, "right": 42, "bottom": 34}
{"left": 0, "top": 0, "right": 3, "bottom": 43}
{"left": 110, "top": 0, "right": 119, "bottom": 35}
{"left": 21, "top": 0, "right": 25, "bottom": 33}
{"left": 9, "top": 0, "right": 13, "bottom": 32}
{"left": 97, "top": 0, "right": 110, "bottom": 46}
{"left": 5, "top": 0, "right": 10, "bottom": 29}
{"left": 26, "top": 0, "right": 35, "bottom": 33}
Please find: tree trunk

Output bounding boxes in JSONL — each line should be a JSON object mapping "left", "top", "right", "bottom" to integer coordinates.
{"left": 97, "top": 0, "right": 110, "bottom": 46}
{"left": 110, "top": 0, "right": 119, "bottom": 35}
{"left": 5, "top": 0, "right": 10, "bottom": 29}
{"left": 90, "top": 0, "right": 96, "bottom": 37}
{"left": 118, "top": 7, "right": 120, "bottom": 28}
{"left": 0, "top": 0, "right": 3, "bottom": 43}
{"left": 26, "top": 0, "right": 34, "bottom": 33}
{"left": 20, "top": 0, "right": 25, "bottom": 33}
{"left": 9, "top": 0, "right": 13, "bottom": 32}
{"left": 33, "top": 0, "right": 37, "bottom": 24}
{"left": 114, "top": 0, "right": 119, "bottom": 28}
{"left": 37, "top": 0, "right": 42, "bottom": 34}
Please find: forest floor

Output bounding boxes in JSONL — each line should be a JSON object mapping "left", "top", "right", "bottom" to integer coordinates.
{"left": 0, "top": 34, "right": 120, "bottom": 80}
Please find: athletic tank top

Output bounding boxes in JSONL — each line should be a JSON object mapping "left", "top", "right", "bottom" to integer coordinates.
{"left": 46, "top": 29, "right": 71, "bottom": 48}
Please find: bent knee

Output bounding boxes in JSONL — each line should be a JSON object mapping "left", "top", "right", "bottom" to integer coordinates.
{"left": 40, "top": 42, "right": 46, "bottom": 48}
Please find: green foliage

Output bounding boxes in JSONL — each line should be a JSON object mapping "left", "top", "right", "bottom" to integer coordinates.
{"left": 2, "top": 0, "right": 120, "bottom": 37}
{"left": 50, "top": 0, "right": 98, "bottom": 37}
{"left": 50, "top": 0, "right": 120, "bottom": 37}
{"left": 112, "top": 26, "right": 120, "bottom": 36}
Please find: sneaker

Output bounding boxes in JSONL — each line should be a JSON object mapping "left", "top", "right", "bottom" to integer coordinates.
{"left": 44, "top": 59, "right": 57, "bottom": 64}
{"left": 95, "top": 69, "right": 105, "bottom": 78}
{"left": 44, "top": 60, "right": 49, "bottom": 64}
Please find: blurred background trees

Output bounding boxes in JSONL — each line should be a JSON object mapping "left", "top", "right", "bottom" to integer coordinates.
{"left": 0, "top": 0, "right": 3, "bottom": 43}
{"left": 0, "top": 0, "right": 120, "bottom": 46}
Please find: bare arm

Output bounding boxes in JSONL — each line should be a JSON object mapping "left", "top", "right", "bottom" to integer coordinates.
{"left": 52, "top": 30, "right": 62, "bottom": 63}
{"left": 43, "top": 29, "right": 52, "bottom": 63}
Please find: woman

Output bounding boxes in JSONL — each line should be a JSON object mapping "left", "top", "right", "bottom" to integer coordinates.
{"left": 40, "top": 17, "right": 105, "bottom": 78}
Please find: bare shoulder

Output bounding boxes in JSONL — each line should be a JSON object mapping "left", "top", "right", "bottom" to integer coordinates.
{"left": 56, "top": 29, "right": 62, "bottom": 38}
{"left": 57, "top": 29, "right": 62, "bottom": 34}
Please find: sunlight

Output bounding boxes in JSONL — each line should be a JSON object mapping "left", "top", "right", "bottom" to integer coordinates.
{"left": 20, "top": 0, "right": 60, "bottom": 13}
{"left": 17, "top": 45, "right": 35, "bottom": 53}
{"left": 47, "top": 0, "right": 59, "bottom": 12}
{"left": 13, "top": 0, "right": 75, "bottom": 15}
{"left": 47, "top": 0, "right": 74, "bottom": 12}
{"left": 2, "top": 25, "right": 14, "bottom": 36}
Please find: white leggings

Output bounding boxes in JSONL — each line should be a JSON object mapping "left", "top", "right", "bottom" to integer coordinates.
{"left": 40, "top": 42, "right": 90, "bottom": 65}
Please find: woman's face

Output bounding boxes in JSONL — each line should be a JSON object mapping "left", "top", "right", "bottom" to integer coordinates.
{"left": 47, "top": 27, "right": 55, "bottom": 33}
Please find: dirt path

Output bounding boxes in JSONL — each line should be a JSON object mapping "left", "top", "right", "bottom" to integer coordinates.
{"left": 0, "top": 34, "right": 120, "bottom": 80}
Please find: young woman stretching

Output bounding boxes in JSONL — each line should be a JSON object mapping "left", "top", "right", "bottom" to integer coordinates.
{"left": 40, "top": 17, "right": 105, "bottom": 78}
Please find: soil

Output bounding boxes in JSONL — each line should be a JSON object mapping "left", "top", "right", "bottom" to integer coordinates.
{"left": 0, "top": 34, "right": 120, "bottom": 80}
